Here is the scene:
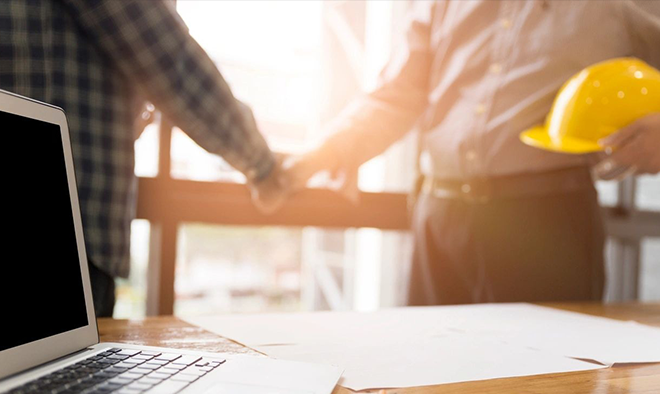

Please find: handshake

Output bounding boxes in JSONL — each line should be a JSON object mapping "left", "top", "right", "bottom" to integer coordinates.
{"left": 248, "top": 144, "right": 360, "bottom": 214}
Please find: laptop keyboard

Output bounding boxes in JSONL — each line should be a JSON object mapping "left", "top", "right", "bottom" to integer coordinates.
{"left": 4, "top": 348, "right": 226, "bottom": 394}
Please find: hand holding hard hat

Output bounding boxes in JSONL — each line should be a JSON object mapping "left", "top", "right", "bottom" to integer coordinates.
{"left": 595, "top": 113, "right": 660, "bottom": 177}
{"left": 520, "top": 58, "right": 660, "bottom": 177}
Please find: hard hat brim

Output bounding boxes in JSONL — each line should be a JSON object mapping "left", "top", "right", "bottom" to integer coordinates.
{"left": 520, "top": 127, "right": 604, "bottom": 154}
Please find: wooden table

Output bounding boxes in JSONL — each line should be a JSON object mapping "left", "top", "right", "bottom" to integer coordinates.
{"left": 98, "top": 303, "right": 660, "bottom": 394}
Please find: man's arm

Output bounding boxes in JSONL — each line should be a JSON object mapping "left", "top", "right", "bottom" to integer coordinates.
{"left": 59, "top": 0, "right": 276, "bottom": 182}
{"left": 324, "top": 1, "right": 434, "bottom": 167}
{"left": 286, "top": 2, "right": 436, "bottom": 195}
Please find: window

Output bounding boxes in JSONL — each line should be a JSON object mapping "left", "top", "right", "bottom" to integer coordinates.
{"left": 115, "top": 1, "right": 659, "bottom": 317}
{"left": 595, "top": 180, "right": 619, "bottom": 207}
{"left": 637, "top": 175, "right": 660, "bottom": 212}
{"left": 115, "top": 220, "right": 150, "bottom": 318}
{"left": 175, "top": 224, "right": 303, "bottom": 315}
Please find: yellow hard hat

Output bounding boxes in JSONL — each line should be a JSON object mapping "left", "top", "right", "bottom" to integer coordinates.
{"left": 520, "top": 58, "right": 660, "bottom": 154}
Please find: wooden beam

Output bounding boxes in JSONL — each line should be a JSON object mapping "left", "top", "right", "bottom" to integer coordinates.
{"left": 156, "top": 220, "right": 178, "bottom": 316}
{"left": 137, "top": 177, "right": 659, "bottom": 235}
{"left": 136, "top": 177, "right": 411, "bottom": 230}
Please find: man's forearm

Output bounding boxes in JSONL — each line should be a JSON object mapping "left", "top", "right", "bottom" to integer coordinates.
{"left": 61, "top": 0, "right": 275, "bottom": 180}
{"left": 323, "top": 91, "right": 427, "bottom": 169}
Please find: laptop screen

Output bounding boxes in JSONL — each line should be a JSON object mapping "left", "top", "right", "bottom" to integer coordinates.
{"left": 0, "top": 110, "right": 88, "bottom": 352}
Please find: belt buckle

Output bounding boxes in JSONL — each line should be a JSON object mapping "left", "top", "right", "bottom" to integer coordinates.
{"left": 461, "top": 177, "right": 492, "bottom": 204}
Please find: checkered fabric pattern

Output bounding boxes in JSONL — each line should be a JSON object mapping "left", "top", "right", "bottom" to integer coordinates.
{"left": 0, "top": 0, "right": 275, "bottom": 278}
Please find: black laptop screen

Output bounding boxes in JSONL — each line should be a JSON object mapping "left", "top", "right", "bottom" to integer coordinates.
{"left": 0, "top": 110, "right": 88, "bottom": 352}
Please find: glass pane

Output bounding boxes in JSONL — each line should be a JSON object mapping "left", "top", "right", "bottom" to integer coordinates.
{"left": 636, "top": 174, "right": 660, "bottom": 212}
{"left": 114, "top": 220, "right": 150, "bottom": 318}
{"left": 134, "top": 123, "right": 159, "bottom": 178}
{"left": 173, "top": 224, "right": 412, "bottom": 316}
{"left": 640, "top": 238, "right": 660, "bottom": 301}
{"left": 174, "top": 225, "right": 303, "bottom": 315}
{"left": 595, "top": 180, "right": 618, "bottom": 207}
{"left": 170, "top": 128, "right": 245, "bottom": 183}
{"left": 176, "top": 1, "right": 322, "bottom": 151}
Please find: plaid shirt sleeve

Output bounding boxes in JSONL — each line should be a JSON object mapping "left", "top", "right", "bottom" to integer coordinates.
{"left": 60, "top": 0, "right": 275, "bottom": 181}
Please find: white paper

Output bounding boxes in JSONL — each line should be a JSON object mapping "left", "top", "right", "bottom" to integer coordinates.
{"left": 260, "top": 337, "right": 601, "bottom": 390}
{"left": 184, "top": 304, "right": 660, "bottom": 390}
{"left": 395, "top": 303, "right": 660, "bottom": 365}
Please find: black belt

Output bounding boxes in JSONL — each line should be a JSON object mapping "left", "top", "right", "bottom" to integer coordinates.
{"left": 422, "top": 166, "right": 594, "bottom": 203}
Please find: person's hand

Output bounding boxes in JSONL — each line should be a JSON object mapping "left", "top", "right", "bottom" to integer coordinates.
{"left": 283, "top": 144, "right": 360, "bottom": 204}
{"left": 594, "top": 113, "right": 660, "bottom": 180}
{"left": 249, "top": 158, "right": 290, "bottom": 214}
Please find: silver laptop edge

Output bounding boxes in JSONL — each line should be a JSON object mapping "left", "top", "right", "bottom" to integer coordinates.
{"left": 0, "top": 89, "right": 99, "bottom": 382}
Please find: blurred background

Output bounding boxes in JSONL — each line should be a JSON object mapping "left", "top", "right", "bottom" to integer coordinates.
{"left": 115, "top": 0, "right": 660, "bottom": 319}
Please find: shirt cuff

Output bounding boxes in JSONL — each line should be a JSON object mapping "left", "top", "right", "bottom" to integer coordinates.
{"left": 246, "top": 153, "right": 276, "bottom": 183}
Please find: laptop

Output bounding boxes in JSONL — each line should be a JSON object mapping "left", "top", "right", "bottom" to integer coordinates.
{"left": 0, "top": 89, "right": 342, "bottom": 394}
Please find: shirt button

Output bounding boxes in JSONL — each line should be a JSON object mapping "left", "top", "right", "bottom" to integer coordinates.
{"left": 475, "top": 103, "right": 486, "bottom": 114}
{"left": 500, "top": 18, "right": 512, "bottom": 29}
{"left": 461, "top": 184, "right": 472, "bottom": 194}
{"left": 489, "top": 63, "right": 502, "bottom": 74}
{"left": 466, "top": 150, "right": 477, "bottom": 161}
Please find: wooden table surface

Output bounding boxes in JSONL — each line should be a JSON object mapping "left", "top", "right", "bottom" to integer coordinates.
{"left": 98, "top": 303, "right": 660, "bottom": 394}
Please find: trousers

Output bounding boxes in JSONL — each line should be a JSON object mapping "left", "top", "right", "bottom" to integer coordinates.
{"left": 408, "top": 181, "right": 605, "bottom": 305}
{"left": 88, "top": 259, "right": 116, "bottom": 318}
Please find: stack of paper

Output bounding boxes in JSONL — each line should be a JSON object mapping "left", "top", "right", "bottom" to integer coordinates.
{"left": 184, "top": 304, "right": 660, "bottom": 390}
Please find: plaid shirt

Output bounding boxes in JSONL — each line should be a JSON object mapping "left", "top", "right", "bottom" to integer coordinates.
{"left": 0, "top": 0, "right": 275, "bottom": 278}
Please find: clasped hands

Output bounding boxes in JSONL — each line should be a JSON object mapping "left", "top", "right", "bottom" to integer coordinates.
{"left": 249, "top": 145, "right": 358, "bottom": 214}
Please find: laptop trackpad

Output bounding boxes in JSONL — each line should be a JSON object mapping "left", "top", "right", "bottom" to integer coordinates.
{"left": 203, "top": 382, "right": 313, "bottom": 394}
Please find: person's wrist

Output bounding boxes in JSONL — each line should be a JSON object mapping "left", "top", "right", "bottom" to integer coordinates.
{"left": 313, "top": 139, "right": 346, "bottom": 171}
{"left": 247, "top": 155, "right": 276, "bottom": 185}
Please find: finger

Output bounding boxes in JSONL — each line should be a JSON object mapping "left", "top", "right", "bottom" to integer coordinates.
{"left": 607, "top": 138, "right": 646, "bottom": 168}
{"left": 593, "top": 162, "right": 637, "bottom": 181}
{"left": 599, "top": 122, "right": 642, "bottom": 148}
{"left": 593, "top": 160, "right": 626, "bottom": 180}
{"left": 611, "top": 165, "right": 638, "bottom": 181}
{"left": 585, "top": 151, "right": 609, "bottom": 167}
